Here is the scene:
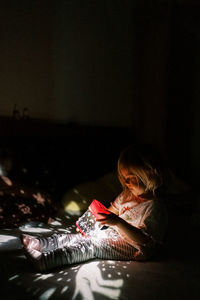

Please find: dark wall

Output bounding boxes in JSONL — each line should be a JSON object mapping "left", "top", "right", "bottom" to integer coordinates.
{"left": 133, "top": 0, "right": 200, "bottom": 186}
{"left": 0, "top": 1, "right": 55, "bottom": 119}
{"left": 52, "top": 0, "right": 135, "bottom": 127}
{"left": 167, "top": 2, "right": 200, "bottom": 185}
{"left": 0, "top": 0, "right": 200, "bottom": 187}
{"left": 0, "top": 0, "right": 135, "bottom": 127}
{"left": 133, "top": 1, "right": 169, "bottom": 151}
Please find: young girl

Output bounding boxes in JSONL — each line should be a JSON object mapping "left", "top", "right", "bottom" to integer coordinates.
{"left": 21, "top": 144, "right": 168, "bottom": 272}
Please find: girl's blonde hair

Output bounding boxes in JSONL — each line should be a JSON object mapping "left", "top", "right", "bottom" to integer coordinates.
{"left": 117, "top": 144, "right": 166, "bottom": 197}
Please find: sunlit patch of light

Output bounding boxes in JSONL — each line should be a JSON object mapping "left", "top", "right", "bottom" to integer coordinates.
{"left": 33, "top": 193, "right": 45, "bottom": 206}
{"left": 64, "top": 201, "right": 81, "bottom": 216}
{"left": 39, "top": 287, "right": 56, "bottom": 300}
{"left": 57, "top": 278, "right": 62, "bottom": 282}
{"left": 1, "top": 176, "right": 12, "bottom": 186}
{"left": 71, "top": 266, "right": 79, "bottom": 270}
{"left": 73, "top": 189, "right": 79, "bottom": 194}
{"left": 8, "top": 274, "right": 19, "bottom": 281}
{"left": 123, "top": 265, "right": 127, "bottom": 269}
{"left": 107, "top": 260, "right": 116, "bottom": 264}
{"left": 61, "top": 286, "right": 68, "bottom": 294}
{"left": 34, "top": 273, "right": 54, "bottom": 282}
{"left": 20, "top": 222, "right": 45, "bottom": 228}
{"left": 73, "top": 261, "right": 124, "bottom": 300}
{"left": 58, "top": 228, "right": 71, "bottom": 233}
{"left": 49, "top": 221, "right": 62, "bottom": 226}
{"left": 20, "top": 227, "right": 52, "bottom": 233}
{"left": 0, "top": 235, "right": 18, "bottom": 244}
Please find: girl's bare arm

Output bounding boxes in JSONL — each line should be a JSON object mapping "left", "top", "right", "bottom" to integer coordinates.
{"left": 97, "top": 211, "right": 151, "bottom": 246}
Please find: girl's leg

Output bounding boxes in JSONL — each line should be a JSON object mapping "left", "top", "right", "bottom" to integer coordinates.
{"left": 21, "top": 232, "right": 137, "bottom": 272}
{"left": 92, "top": 236, "right": 137, "bottom": 261}
{"left": 21, "top": 233, "right": 95, "bottom": 272}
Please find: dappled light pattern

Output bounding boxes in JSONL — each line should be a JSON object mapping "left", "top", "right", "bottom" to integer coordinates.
{"left": 1, "top": 176, "right": 12, "bottom": 186}
{"left": 0, "top": 234, "right": 21, "bottom": 250}
{"left": 0, "top": 217, "right": 134, "bottom": 300}
{"left": 5, "top": 260, "right": 130, "bottom": 300}
{"left": 32, "top": 193, "right": 46, "bottom": 206}
{"left": 64, "top": 200, "right": 82, "bottom": 216}
{"left": 18, "top": 219, "right": 76, "bottom": 235}
{"left": 20, "top": 227, "right": 53, "bottom": 234}
{"left": 62, "top": 188, "right": 89, "bottom": 216}
{"left": 0, "top": 235, "right": 18, "bottom": 244}
{"left": 39, "top": 287, "right": 57, "bottom": 300}
{"left": 73, "top": 261, "right": 124, "bottom": 300}
{"left": 0, "top": 176, "right": 58, "bottom": 228}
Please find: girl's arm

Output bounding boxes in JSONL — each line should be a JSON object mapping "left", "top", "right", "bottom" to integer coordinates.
{"left": 97, "top": 212, "right": 151, "bottom": 246}
{"left": 107, "top": 205, "right": 119, "bottom": 215}
{"left": 115, "top": 218, "right": 151, "bottom": 246}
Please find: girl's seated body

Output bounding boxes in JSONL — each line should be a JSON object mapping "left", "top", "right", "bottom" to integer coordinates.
{"left": 21, "top": 144, "right": 168, "bottom": 272}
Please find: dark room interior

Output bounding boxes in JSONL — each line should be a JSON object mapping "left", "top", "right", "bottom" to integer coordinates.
{"left": 0, "top": 1, "right": 200, "bottom": 299}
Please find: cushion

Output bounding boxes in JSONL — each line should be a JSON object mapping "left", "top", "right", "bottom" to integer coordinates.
{"left": 61, "top": 171, "right": 122, "bottom": 216}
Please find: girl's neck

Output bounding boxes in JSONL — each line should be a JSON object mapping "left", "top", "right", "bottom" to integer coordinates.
{"left": 135, "top": 191, "right": 154, "bottom": 203}
{"left": 134, "top": 195, "right": 146, "bottom": 203}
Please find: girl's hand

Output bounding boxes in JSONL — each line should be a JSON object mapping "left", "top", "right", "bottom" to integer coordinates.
{"left": 96, "top": 212, "right": 120, "bottom": 226}
{"left": 76, "top": 218, "right": 84, "bottom": 236}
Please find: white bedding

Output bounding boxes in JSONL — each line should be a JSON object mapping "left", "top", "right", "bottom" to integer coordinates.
{"left": 0, "top": 216, "right": 199, "bottom": 300}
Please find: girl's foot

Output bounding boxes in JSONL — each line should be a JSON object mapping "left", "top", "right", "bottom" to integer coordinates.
{"left": 20, "top": 234, "right": 42, "bottom": 260}
{"left": 20, "top": 234, "right": 48, "bottom": 272}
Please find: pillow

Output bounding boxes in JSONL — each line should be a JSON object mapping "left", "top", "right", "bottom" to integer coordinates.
{"left": 61, "top": 171, "right": 122, "bottom": 216}
{"left": 0, "top": 176, "right": 58, "bottom": 228}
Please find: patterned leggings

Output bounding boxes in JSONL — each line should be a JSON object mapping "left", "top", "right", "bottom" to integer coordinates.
{"left": 30, "top": 231, "right": 137, "bottom": 272}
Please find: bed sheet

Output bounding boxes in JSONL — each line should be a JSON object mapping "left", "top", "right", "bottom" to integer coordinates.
{"left": 0, "top": 215, "right": 199, "bottom": 300}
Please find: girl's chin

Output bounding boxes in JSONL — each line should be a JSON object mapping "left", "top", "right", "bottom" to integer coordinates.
{"left": 129, "top": 189, "right": 143, "bottom": 198}
{"left": 129, "top": 189, "right": 138, "bottom": 196}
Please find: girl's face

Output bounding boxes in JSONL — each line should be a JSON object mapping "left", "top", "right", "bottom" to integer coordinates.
{"left": 120, "top": 167, "right": 145, "bottom": 197}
